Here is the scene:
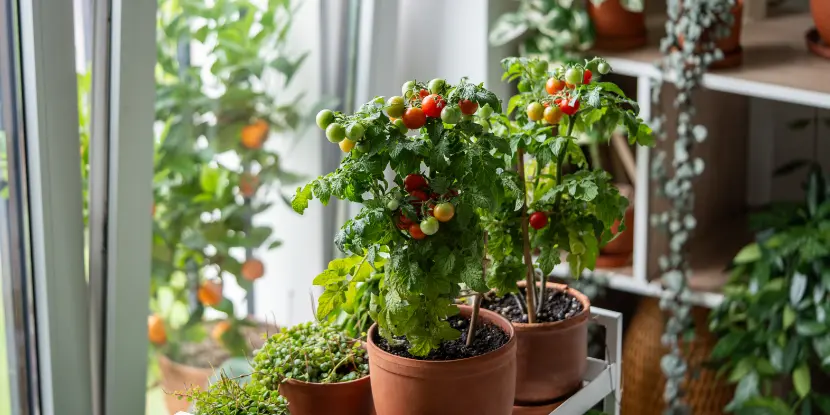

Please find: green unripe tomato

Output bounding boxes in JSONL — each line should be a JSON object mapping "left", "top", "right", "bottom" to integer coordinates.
{"left": 326, "top": 123, "right": 346, "bottom": 143}
{"left": 346, "top": 123, "right": 365, "bottom": 140}
{"left": 387, "top": 199, "right": 399, "bottom": 211}
{"left": 428, "top": 78, "right": 446, "bottom": 94}
{"left": 598, "top": 62, "right": 611, "bottom": 75}
{"left": 526, "top": 102, "right": 544, "bottom": 121}
{"left": 441, "top": 106, "right": 461, "bottom": 124}
{"left": 386, "top": 96, "right": 406, "bottom": 118}
{"left": 420, "top": 217, "right": 439, "bottom": 235}
{"left": 477, "top": 104, "right": 493, "bottom": 118}
{"left": 316, "top": 109, "right": 334, "bottom": 130}
{"left": 353, "top": 142, "right": 368, "bottom": 154}
{"left": 532, "top": 60, "right": 548, "bottom": 76}
{"left": 565, "top": 67, "right": 583, "bottom": 86}
{"left": 517, "top": 80, "right": 530, "bottom": 92}
{"left": 401, "top": 80, "right": 415, "bottom": 96}
{"left": 372, "top": 96, "right": 385, "bottom": 105}
{"left": 393, "top": 118, "right": 408, "bottom": 134}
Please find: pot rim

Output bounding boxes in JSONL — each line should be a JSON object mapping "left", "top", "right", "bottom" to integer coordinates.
{"left": 366, "top": 304, "right": 516, "bottom": 367}
{"left": 499, "top": 281, "right": 591, "bottom": 331}
{"left": 283, "top": 374, "right": 371, "bottom": 388}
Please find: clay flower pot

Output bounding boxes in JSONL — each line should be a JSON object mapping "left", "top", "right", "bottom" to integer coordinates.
{"left": 712, "top": 0, "right": 744, "bottom": 69}
{"left": 157, "top": 353, "right": 215, "bottom": 414}
{"left": 367, "top": 305, "right": 517, "bottom": 415}
{"left": 513, "top": 281, "right": 590, "bottom": 405}
{"left": 597, "top": 204, "right": 635, "bottom": 268}
{"left": 588, "top": 0, "right": 647, "bottom": 50}
{"left": 812, "top": 0, "right": 830, "bottom": 45}
{"left": 279, "top": 376, "right": 374, "bottom": 415}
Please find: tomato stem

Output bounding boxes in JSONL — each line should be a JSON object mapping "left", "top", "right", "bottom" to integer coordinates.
{"left": 517, "top": 148, "right": 538, "bottom": 324}
{"left": 466, "top": 232, "right": 487, "bottom": 347}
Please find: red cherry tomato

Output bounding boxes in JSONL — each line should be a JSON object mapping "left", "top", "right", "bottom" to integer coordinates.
{"left": 421, "top": 94, "right": 446, "bottom": 118}
{"left": 409, "top": 223, "right": 427, "bottom": 240}
{"left": 396, "top": 217, "right": 410, "bottom": 230}
{"left": 546, "top": 78, "right": 565, "bottom": 95}
{"left": 583, "top": 69, "right": 593, "bottom": 85}
{"left": 558, "top": 98, "right": 580, "bottom": 116}
{"left": 529, "top": 212, "right": 548, "bottom": 230}
{"left": 419, "top": 89, "right": 430, "bottom": 100}
{"left": 404, "top": 174, "right": 428, "bottom": 192}
{"left": 402, "top": 107, "right": 426, "bottom": 129}
{"left": 458, "top": 99, "right": 478, "bottom": 115}
{"left": 410, "top": 190, "right": 429, "bottom": 202}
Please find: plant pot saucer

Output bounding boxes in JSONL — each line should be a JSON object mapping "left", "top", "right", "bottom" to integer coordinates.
{"left": 596, "top": 252, "right": 631, "bottom": 268}
{"left": 806, "top": 28, "right": 830, "bottom": 60}
{"left": 512, "top": 390, "right": 574, "bottom": 414}
{"left": 710, "top": 46, "right": 743, "bottom": 70}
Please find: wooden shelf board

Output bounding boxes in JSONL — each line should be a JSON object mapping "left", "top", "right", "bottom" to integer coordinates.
{"left": 598, "top": 13, "right": 830, "bottom": 109}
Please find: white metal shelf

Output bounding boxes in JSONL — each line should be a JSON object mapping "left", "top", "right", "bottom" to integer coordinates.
{"left": 602, "top": 13, "right": 830, "bottom": 110}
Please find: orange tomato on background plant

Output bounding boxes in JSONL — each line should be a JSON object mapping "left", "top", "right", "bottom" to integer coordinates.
{"left": 241, "top": 119, "right": 269, "bottom": 149}
{"left": 241, "top": 258, "right": 265, "bottom": 281}
{"left": 211, "top": 320, "right": 232, "bottom": 343}
{"left": 148, "top": 314, "right": 167, "bottom": 345}
{"left": 197, "top": 280, "right": 223, "bottom": 307}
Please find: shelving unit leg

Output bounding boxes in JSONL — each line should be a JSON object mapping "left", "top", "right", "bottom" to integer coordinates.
{"left": 634, "top": 75, "right": 652, "bottom": 285}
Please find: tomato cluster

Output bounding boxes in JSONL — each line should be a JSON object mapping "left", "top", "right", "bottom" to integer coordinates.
{"left": 390, "top": 173, "right": 457, "bottom": 240}
{"left": 526, "top": 61, "right": 610, "bottom": 125}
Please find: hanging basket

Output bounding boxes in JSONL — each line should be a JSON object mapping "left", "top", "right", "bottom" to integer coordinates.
{"left": 621, "top": 297, "right": 735, "bottom": 414}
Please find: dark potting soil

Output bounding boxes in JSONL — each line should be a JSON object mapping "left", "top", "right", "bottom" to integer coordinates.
{"left": 374, "top": 314, "right": 509, "bottom": 360}
{"left": 481, "top": 287, "right": 583, "bottom": 324}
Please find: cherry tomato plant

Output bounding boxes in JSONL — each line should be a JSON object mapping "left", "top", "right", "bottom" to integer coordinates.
{"left": 484, "top": 57, "right": 653, "bottom": 323}
{"left": 293, "top": 78, "right": 511, "bottom": 355}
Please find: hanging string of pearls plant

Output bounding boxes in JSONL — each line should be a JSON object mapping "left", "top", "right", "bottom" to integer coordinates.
{"left": 649, "top": 0, "right": 736, "bottom": 412}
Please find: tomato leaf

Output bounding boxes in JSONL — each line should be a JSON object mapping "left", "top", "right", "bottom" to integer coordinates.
{"left": 793, "top": 363, "right": 811, "bottom": 398}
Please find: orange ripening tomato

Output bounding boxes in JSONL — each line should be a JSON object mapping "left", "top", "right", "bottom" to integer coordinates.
{"left": 241, "top": 119, "right": 269, "bottom": 149}
{"left": 241, "top": 258, "right": 265, "bottom": 281}
{"left": 148, "top": 314, "right": 167, "bottom": 345}
{"left": 211, "top": 320, "right": 232, "bottom": 343}
{"left": 198, "top": 280, "right": 223, "bottom": 307}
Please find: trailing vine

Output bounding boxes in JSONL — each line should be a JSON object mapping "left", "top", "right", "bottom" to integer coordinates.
{"left": 650, "top": 0, "right": 737, "bottom": 412}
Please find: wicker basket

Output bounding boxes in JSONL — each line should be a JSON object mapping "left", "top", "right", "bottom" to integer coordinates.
{"left": 621, "top": 297, "right": 735, "bottom": 415}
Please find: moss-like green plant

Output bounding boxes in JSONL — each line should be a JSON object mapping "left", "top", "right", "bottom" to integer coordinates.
{"left": 177, "top": 372, "right": 290, "bottom": 415}
{"left": 252, "top": 321, "right": 369, "bottom": 386}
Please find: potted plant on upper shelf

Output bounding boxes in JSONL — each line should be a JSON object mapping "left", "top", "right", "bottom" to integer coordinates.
{"left": 293, "top": 78, "right": 519, "bottom": 414}
{"left": 709, "top": 163, "right": 830, "bottom": 414}
{"left": 587, "top": 0, "right": 647, "bottom": 50}
{"left": 174, "top": 321, "right": 371, "bottom": 415}
{"left": 490, "top": 0, "right": 595, "bottom": 64}
{"left": 149, "top": 0, "right": 309, "bottom": 412}
{"left": 480, "top": 56, "right": 652, "bottom": 414}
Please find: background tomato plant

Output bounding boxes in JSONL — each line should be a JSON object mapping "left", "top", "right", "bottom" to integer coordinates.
{"left": 150, "top": 0, "right": 312, "bottom": 361}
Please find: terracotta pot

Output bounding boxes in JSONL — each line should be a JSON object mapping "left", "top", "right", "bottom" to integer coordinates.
{"left": 367, "top": 305, "right": 517, "bottom": 415}
{"left": 513, "top": 281, "right": 590, "bottom": 405}
{"left": 157, "top": 353, "right": 214, "bottom": 414}
{"left": 512, "top": 400, "right": 564, "bottom": 415}
{"left": 279, "top": 376, "right": 374, "bottom": 415}
{"left": 813, "top": 0, "right": 830, "bottom": 45}
{"left": 588, "top": 0, "right": 647, "bottom": 50}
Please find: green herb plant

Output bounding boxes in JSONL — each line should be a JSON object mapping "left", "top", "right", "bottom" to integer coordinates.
{"left": 252, "top": 321, "right": 369, "bottom": 386}
{"left": 293, "top": 78, "right": 511, "bottom": 355}
{"left": 490, "top": 0, "right": 595, "bottom": 64}
{"left": 175, "top": 372, "right": 290, "bottom": 415}
{"left": 709, "top": 164, "right": 830, "bottom": 414}
{"left": 484, "top": 57, "right": 652, "bottom": 323}
{"left": 150, "top": 0, "right": 308, "bottom": 361}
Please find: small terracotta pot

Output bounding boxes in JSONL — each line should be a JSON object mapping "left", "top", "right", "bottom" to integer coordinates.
{"left": 513, "top": 400, "right": 564, "bottom": 415}
{"left": 513, "top": 281, "right": 590, "bottom": 405}
{"left": 367, "top": 305, "right": 517, "bottom": 415}
{"left": 279, "top": 376, "right": 374, "bottom": 415}
{"left": 812, "top": 0, "right": 830, "bottom": 45}
{"left": 157, "top": 353, "right": 214, "bottom": 413}
{"left": 588, "top": 0, "right": 647, "bottom": 50}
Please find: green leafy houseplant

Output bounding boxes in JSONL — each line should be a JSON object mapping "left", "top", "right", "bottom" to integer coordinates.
{"left": 177, "top": 321, "right": 368, "bottom": 415}
{"left": 709, "top": 165, "right": 830, "bottom": 414}
{"left": 490, "top": 0, "right": 594, "bottom": 64}
{"left": 293, "top": 78, "right": 510, "bottom": 355}
{"left": 484, "top": 57, "right": 652, "bottom": 322}
{"left": 150, "top": 0, "right": 308, "bottom": 362}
